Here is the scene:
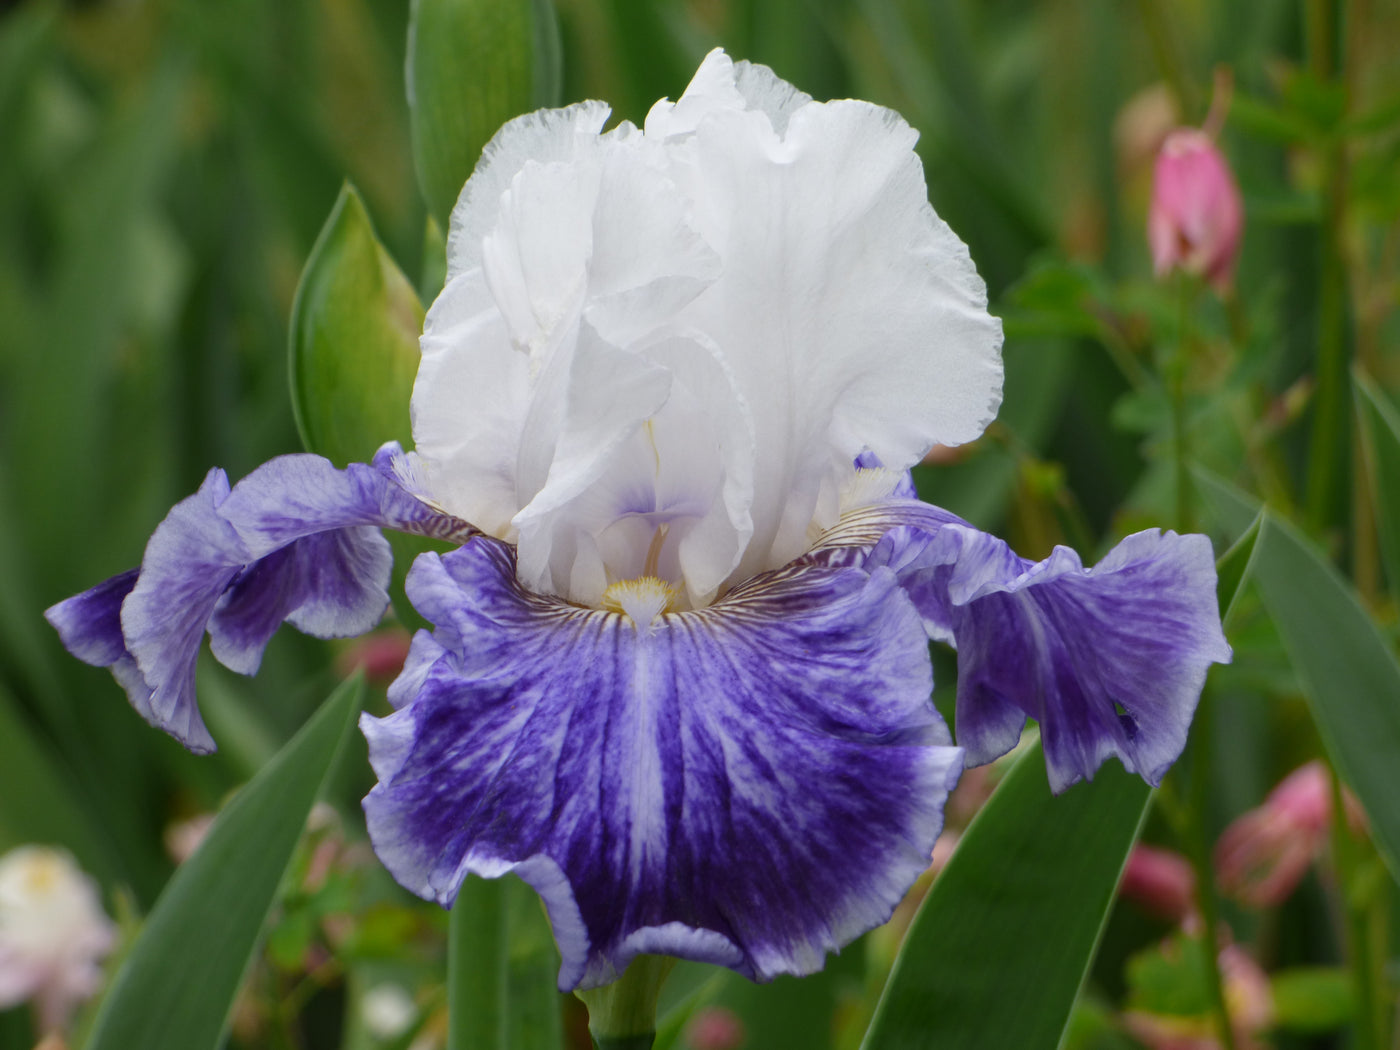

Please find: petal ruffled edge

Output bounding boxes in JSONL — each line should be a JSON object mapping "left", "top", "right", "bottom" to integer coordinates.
{"left": 364, "top": 536, "right": 961, "bottom": 989}
{"left": 815, "top": 499, "right": 1231, "bottom": 792}
{"left": 45, "top": 443, "right": 475, "bottom": 753}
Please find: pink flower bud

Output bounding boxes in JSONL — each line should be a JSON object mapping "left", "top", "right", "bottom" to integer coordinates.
{"left": 335, "top": 626, "right": 412, "bottom": 685}
{"left": 685, "top": 1006, "right": 746, "bottom": 1049}
{"left": 1148, "top": 129, "right": 1243, "bottom": 292}
{"left": 1218, "top": 945, "right": 1274, "bottom": 1036}
{"left": 1120, "top": 844, "right": 1197, "bottom": 924}
{"left": 1215, "top": 761, "right": 1366, "bottom": 908}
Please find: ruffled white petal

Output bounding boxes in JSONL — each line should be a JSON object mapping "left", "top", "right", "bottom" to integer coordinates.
{"left": 416, "top": 47, "right": 1003, "bottom": 607}
{"left": 446, "top": 101, "right": 610, "bottom": 279}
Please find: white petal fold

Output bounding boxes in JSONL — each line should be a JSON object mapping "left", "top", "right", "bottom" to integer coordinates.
{"left": 415, "top": 47, "right": 1003, "bottom": 609}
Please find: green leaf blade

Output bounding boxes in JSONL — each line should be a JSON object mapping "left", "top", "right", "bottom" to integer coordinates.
{"left": 448, "top": 875, "right": 565, "bottom": 1050}
{"left": 1245, "top": 513, "right": 1400, "bottom": 882}
{"left": 1215, "top": 509, "right": 1264, "bottom": 628}
{"left": 862, "top": 743, "right": 1150, "bottom": 1050}
{"left": 85, "top": 676, "right": 366, "bottom": 1050}
{"left": 1354, "top": 370, "right": 1400, "bottom": 592}
{"left": 1199, "top": 468, "right": 1400, "bottom": 882}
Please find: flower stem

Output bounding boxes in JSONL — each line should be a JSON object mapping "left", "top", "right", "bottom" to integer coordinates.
{"left": 1327, "top": 764, "right": 1384, "bottom": 1050}
{"left": 576, "top": 955, "right": 673, "bottom": 1050}
{"left": 1136, "top": 0, "right": 1197, "bottom": 121}
{"left": 1172, "top": 274, "right": 1197, "bottom": 533}
{"left": 448, "top": 877, "right": 509, "bottom": 1050}
{"left": 1181, "top": 691, "right": 1237, "bottom": 1050}
{"left": 1303, "top": 0, "right": 1352, "bottom": 536}
{"left": 592, "top": 1036, "right": 658, "bottom": 1050}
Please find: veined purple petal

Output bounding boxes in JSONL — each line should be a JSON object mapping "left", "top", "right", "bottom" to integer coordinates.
{"left": 44, "top": 568, "right": 158, "bottom": 739}
{"left": 363, "top": 537, "right": 961, "bottom": 990}
{"left": 117, "top": 468, "right": 242, "bottom": 752}
{"left": 45, "top": 443, "right": 474, "bottom": 753}
{"left": 826, "top": 500, "right": 1231, "bottom": 792}
{"left": 45, "top": 569, "right": 139, "bottom": 668}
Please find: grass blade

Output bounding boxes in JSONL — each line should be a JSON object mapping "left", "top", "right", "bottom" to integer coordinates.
{"left": 85, "top": 676, "right": 365, "bottom": 1050}
{"left": 861, "top": 742, "right": 1150, "bottom": 1050}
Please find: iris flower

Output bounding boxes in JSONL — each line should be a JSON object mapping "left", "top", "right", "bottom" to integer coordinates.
{"left": 47, "top": 51, "right": 1229, "bottom": 991}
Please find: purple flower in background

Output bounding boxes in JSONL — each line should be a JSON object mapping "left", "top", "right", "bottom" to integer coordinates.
{"left": 47, "top": 51, "right": 1230, "bottom": 991}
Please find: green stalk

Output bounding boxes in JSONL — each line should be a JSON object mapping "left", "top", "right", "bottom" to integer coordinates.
{"left": 1136, "top": 0, "right": 1197, "bottom": 120}
{"left": 576, "top": 955, "right": 673, "bottom": 1050}
{"left": 1306, "top": 0, "right": 1336, "bottom": 79}
{"left": 1327, "top": 765, "right": 1384, "bottom": 1050}
{"left": 1180, "top": 694, "right": 1238, "bottom": 1050}
{"left": 1172, "top": 274, "right": 1197, "bottom": 533}
{"left": 448, "top": 878, "right": 509, "bottom": 1050}
{"left": 592, "top": 1036, "right": 658, "bottom": 1050}
{"left": 1304, "top": 156, "right": 1351, "bottom": 534}
{"left": 1303, "top": 0, "right": 1352, "bottom": 535}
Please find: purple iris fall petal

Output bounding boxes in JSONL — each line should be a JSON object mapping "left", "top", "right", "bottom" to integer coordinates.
{"left": 45, "top": 569, "right": 139, "bottom": 668}
{"left": 45, "top": 444, "right": 472, "bottom": 753}
{"left": 849, "top": 504, "right": 1232, "bottom": 792}
{"left": 362, "top": 536, "right": 962, "bottom": 990}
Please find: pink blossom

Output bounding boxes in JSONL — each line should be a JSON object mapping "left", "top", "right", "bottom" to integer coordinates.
{"left": 1148, "top": 128, "right": 1243, "bottom": 292}
{"left": 1215, "top": 761, "right": 1366, "bottom": 908}
{"left": 0, "top": 847, "right": 117, "bottom": 1033}
{"left": 335, "top": 626, "right": 412, "bottom": 685}
{"left": 164, "top": 813, "right": 215, "bottom": 864}
{"left": 1121, "top": 843, "right": 1197, "bottom": 924}
{"left": 685, "top": 1005, "right": 745, "bottom": 1049}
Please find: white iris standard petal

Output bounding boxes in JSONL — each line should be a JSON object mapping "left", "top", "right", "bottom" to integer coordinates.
{"left": 411, "top": 47, "right": 1004, "bottom": 608}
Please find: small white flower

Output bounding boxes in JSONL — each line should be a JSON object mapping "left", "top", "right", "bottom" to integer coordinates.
{"left": 0, "top": 846, "right": 116, "bottom": 1032}
{"left": 361, "top": 982, "right": 417, "bottom": 1040}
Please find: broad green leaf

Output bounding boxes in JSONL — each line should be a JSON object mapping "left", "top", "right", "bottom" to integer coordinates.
{"left": 1236, "top": 513, "right": 1400, "bottom": 882}
{"left": 1199, "top": 471, "right": 1400, "bottom": 881}
{"left": 1353, "top": 370, "right": 1400, "bottom": 592}
{"left": 1214, "top": 509, "right": 1263, "bottom": 627}
{"left": 449, "top": 875, "right": 564, "bottom": 1050}
{"left": 85, "top": 676, "right": 365, "bottom": 1050}
{"left": 1193, "top": 468, "right": 1259, "bottom": 541}
{"left": 407, "top": 0, "right": 562, "bottom": 230}
{"left": 289, "top": 183, "right": 422, "bottom": 467}
{"left": 861, "top": 743, "right": 1150, "bottom": 1050}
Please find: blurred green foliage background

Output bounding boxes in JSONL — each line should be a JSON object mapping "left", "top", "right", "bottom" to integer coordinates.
{"left": 1, "top": 0, "right": 1399, "bottom": 1047}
